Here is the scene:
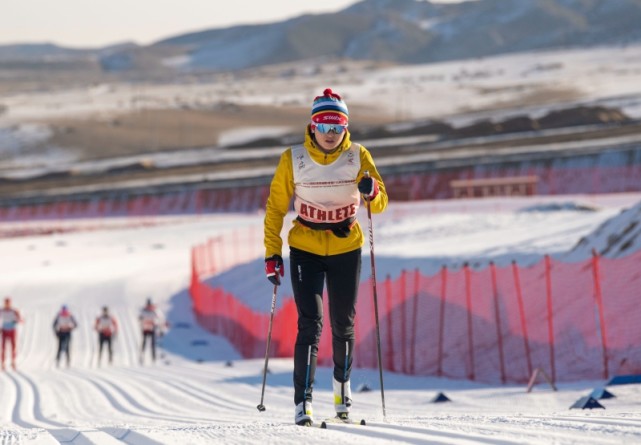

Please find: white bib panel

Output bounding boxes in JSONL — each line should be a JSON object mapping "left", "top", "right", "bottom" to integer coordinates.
{"left": 291, "top": 144, "right": 361, "bottom": 225}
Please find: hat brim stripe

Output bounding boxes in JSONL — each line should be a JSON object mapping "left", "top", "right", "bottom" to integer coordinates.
{"left": 312, "top": 110, "right": 348, "bottom": 119}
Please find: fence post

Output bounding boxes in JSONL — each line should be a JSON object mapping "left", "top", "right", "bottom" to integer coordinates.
{"left": 511, "top": 260, "right": 532, "bottom": 379}
{"left": 400, "top": 270, "right": 408, "bottom": 374}
{"left": 591, "top": 249, "right": 609, "bottom": 380}
{"left": 437, "top": 265, "right": 448, "bottom": 377}
{"left": 490, "top": 261, "right": 506, "bottom": 384}
{"left": 385, "top": 274, "right": 394, "bottom": 372}
{"left": 464, "top": 263, "right": 475, "bottom": 381}
{"left": 233, "top": 229, "right": 240, "bottom": 267}
{"left": 216, "top": 236, "right": 224, "bottom": 272}
{"left": 208, "top": 238, "right": 216, "bottom": 276}
{"left": 544, "top": 255, "right": 556, "bottom": 383}
{"left": 411, "top": 268, "right": 420, "bottom": 375}
{"left": 190, "top": 246, "right": 199, "bottom": 289}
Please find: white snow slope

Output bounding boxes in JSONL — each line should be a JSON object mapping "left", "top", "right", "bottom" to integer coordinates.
{"left": 2, "top": 194, "right": 641, "bottom": 444}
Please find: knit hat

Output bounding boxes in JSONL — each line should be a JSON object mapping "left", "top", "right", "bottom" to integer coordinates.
{"left": 311, "top": 88, "right": 349, "bottom": 126}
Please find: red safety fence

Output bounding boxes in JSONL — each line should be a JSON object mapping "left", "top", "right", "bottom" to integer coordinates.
{"left": 190, "top": 241, "right": 641, "bottom": 384}
{"left": 191, "top": 226, "right": 264, "bottom": 277}
{"left": 0, "top": 186, "right": 270, "bottom": 222}
{"left": 3, "top": 163, "right": 641, "bottom": 223}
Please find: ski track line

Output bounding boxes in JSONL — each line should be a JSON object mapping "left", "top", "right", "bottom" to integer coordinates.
{"left": 123, "top": 357, "right": 235, "bottom": 381}
{"left": 90, "top": 368, "right": 196, "bottom": 413}
{"left": 45, "top": 368, "right": 130, "bottom": 426}
{"left": 109, "top": 367, "right": 243, "bottom": 412}
{"left": 64, "top": 368, "right": 208, "bottom": 424}
{"left": 519, "top": 413, "right": 641, "bottom": 428}
{"left": 68, "top": 367, "right": 199, "bottom": 422}
{"left": 113, "top": 365, "right": 255, "bottom": 411}
{"left": 321, "top": 421, "right": 520, "bottom": 445}
{"left": 62, "top": 368, "right": 190, "bottom": 424}
{"left": 99, "top": 428, "right": 165, "bottom": 445}
{"left": 94, "top": 366, "right": 232, "bottom": 422}
{"left": 101, "top": 422, "right": 395, "bottom": 445}
{"left": 460, "top": 413, "right": 641, "bottom": 437}
{"left": 368, "top": 416, "right": 641, "bottom": 445}
{"left": 4, "top": 370, "right": 63, "bottom": 429}
{"left": 109, "top": 366, "right": 300, "bottom": 426}
{"left": 117, "top": 308, "right": 145, "bottom": 367}
{"left": 101, "top": 367, "right": 241, "bottom": 418}
{"left": 47, "top": 427, "right": 127, "bottom": 445}
{"left": 18, "top": 309, "right": 52, "bottom": 371}
{"left": 0, "top": 372, "right": 17, "bottom": 422}
{"left": 14, "top": 371, "right": 69, "bottom": 428}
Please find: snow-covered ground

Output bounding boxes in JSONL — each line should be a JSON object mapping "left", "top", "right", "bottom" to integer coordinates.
{"left": 2, "top": 193, "right": 641, "bottom": 444}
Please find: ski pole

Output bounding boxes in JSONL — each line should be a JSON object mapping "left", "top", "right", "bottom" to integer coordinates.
{"left": 363, "top": 171, "right": 387, "bottom": 419}
{"left": 257, "top": 283, "right": 279, "bottom": 412}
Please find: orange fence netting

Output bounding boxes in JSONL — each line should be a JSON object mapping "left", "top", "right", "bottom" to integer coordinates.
{"left": 190, "top": 238, "right": 641, "bottom": 384}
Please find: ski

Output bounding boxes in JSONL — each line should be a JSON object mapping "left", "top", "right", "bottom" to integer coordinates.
{"left": 294, "top": 416, "right": 366, "bottom": 429}
{"left": 296, "top": 420, "right": 327, "bottom": 429}
{"left": 322, "top": 416, "right": 366, "bottom": 427}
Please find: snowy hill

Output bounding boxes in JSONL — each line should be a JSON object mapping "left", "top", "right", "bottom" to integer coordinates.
{"left": 137, "top": 0, "right": 641, "bottom": 72}
{"left": 566, "top": 199, "right": 641, "bottom": 260}
{"left": 3, "top": 0, "right": 641, "bottom": 73}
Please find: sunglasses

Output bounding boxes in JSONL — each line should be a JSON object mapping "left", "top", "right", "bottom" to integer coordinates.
{"left": 314, "top": 123, "right": 348, "bottom": 134}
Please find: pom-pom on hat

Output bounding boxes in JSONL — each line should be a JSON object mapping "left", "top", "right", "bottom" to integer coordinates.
{"left": 311, "top": 88, "right": 349, "bottom": 126}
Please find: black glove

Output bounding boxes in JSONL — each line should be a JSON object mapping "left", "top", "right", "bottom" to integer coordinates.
{"left": 265, "top": 255, "right": 284, "bottom": 286}
{"left": 358, "top": 177, "right": 379, "bottom": 199}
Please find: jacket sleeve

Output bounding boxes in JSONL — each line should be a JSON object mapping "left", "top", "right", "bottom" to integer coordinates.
{"left": 358, "top": 145, "right": 388, "bottom": 214}
{"left": 264, "top": 149, "right": 295, "bottom": 258}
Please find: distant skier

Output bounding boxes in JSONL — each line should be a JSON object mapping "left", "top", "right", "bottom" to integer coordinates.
{"left": 1, "top": 297, "right": 23, "bottom": 370}
{"left": 53, "top": 305, "right": 78, "bottom": 367}
{"left": 95, "top": 306, "right": 118, "bottom": 366}
{"left": 139, "top": 298, "right": 167, "bottom": 364}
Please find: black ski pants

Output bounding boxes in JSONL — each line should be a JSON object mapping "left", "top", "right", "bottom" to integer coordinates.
{"left": 98, "top": 333, "right": 113, "bottom": 364}
{"left": 289, "top": 247, "right": 361, "bottom": 405}
{"left": 141, "top": 330, "right": 156, "bottom": 361}
{"left": 56, "top": 331, "right": 72, "bottom": 366}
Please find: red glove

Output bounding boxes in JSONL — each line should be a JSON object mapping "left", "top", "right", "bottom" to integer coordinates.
{"left": 265, "top": 255, "right": 284, "bottom": 286}
{"left": 358, "top": 177, "right": 379, "bottom": 199}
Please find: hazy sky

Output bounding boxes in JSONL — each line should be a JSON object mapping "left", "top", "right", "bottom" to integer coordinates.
{"left": 1, "top": 0, "right": 467, "bottom": 48}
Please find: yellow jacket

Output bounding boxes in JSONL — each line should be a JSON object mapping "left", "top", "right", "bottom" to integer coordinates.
{"left": 264, "top": 126, "right": 388, "bottom": 258}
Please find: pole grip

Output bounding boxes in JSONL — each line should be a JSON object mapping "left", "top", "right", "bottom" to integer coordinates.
{"left": 362, "top": 170, "right": 372, "bottom": 204}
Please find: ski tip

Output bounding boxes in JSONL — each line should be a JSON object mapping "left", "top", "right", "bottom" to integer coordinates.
{"left": 360, "top": 419, "right": 366, "bottom": 425}
{"left": 320, "top": 421, "right": 327, "bottom": 429}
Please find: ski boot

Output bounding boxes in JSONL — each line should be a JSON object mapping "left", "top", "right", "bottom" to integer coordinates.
{"left": 294, "top": 400, "right": 313, "bottom": 426}
{"left": 333, "top": 378, "right": 352, "bottom": 419}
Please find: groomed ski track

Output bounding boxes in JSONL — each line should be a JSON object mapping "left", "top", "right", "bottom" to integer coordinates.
{"left": 2, "top": 203, "right": 641, "bottom": 444}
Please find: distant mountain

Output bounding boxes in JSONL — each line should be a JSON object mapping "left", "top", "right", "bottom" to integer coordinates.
{"left": 2, "top": 0, "right": 641, "bottom": 73}
{"left": 0, "top": 43, "right": 90, "bottom": 60}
